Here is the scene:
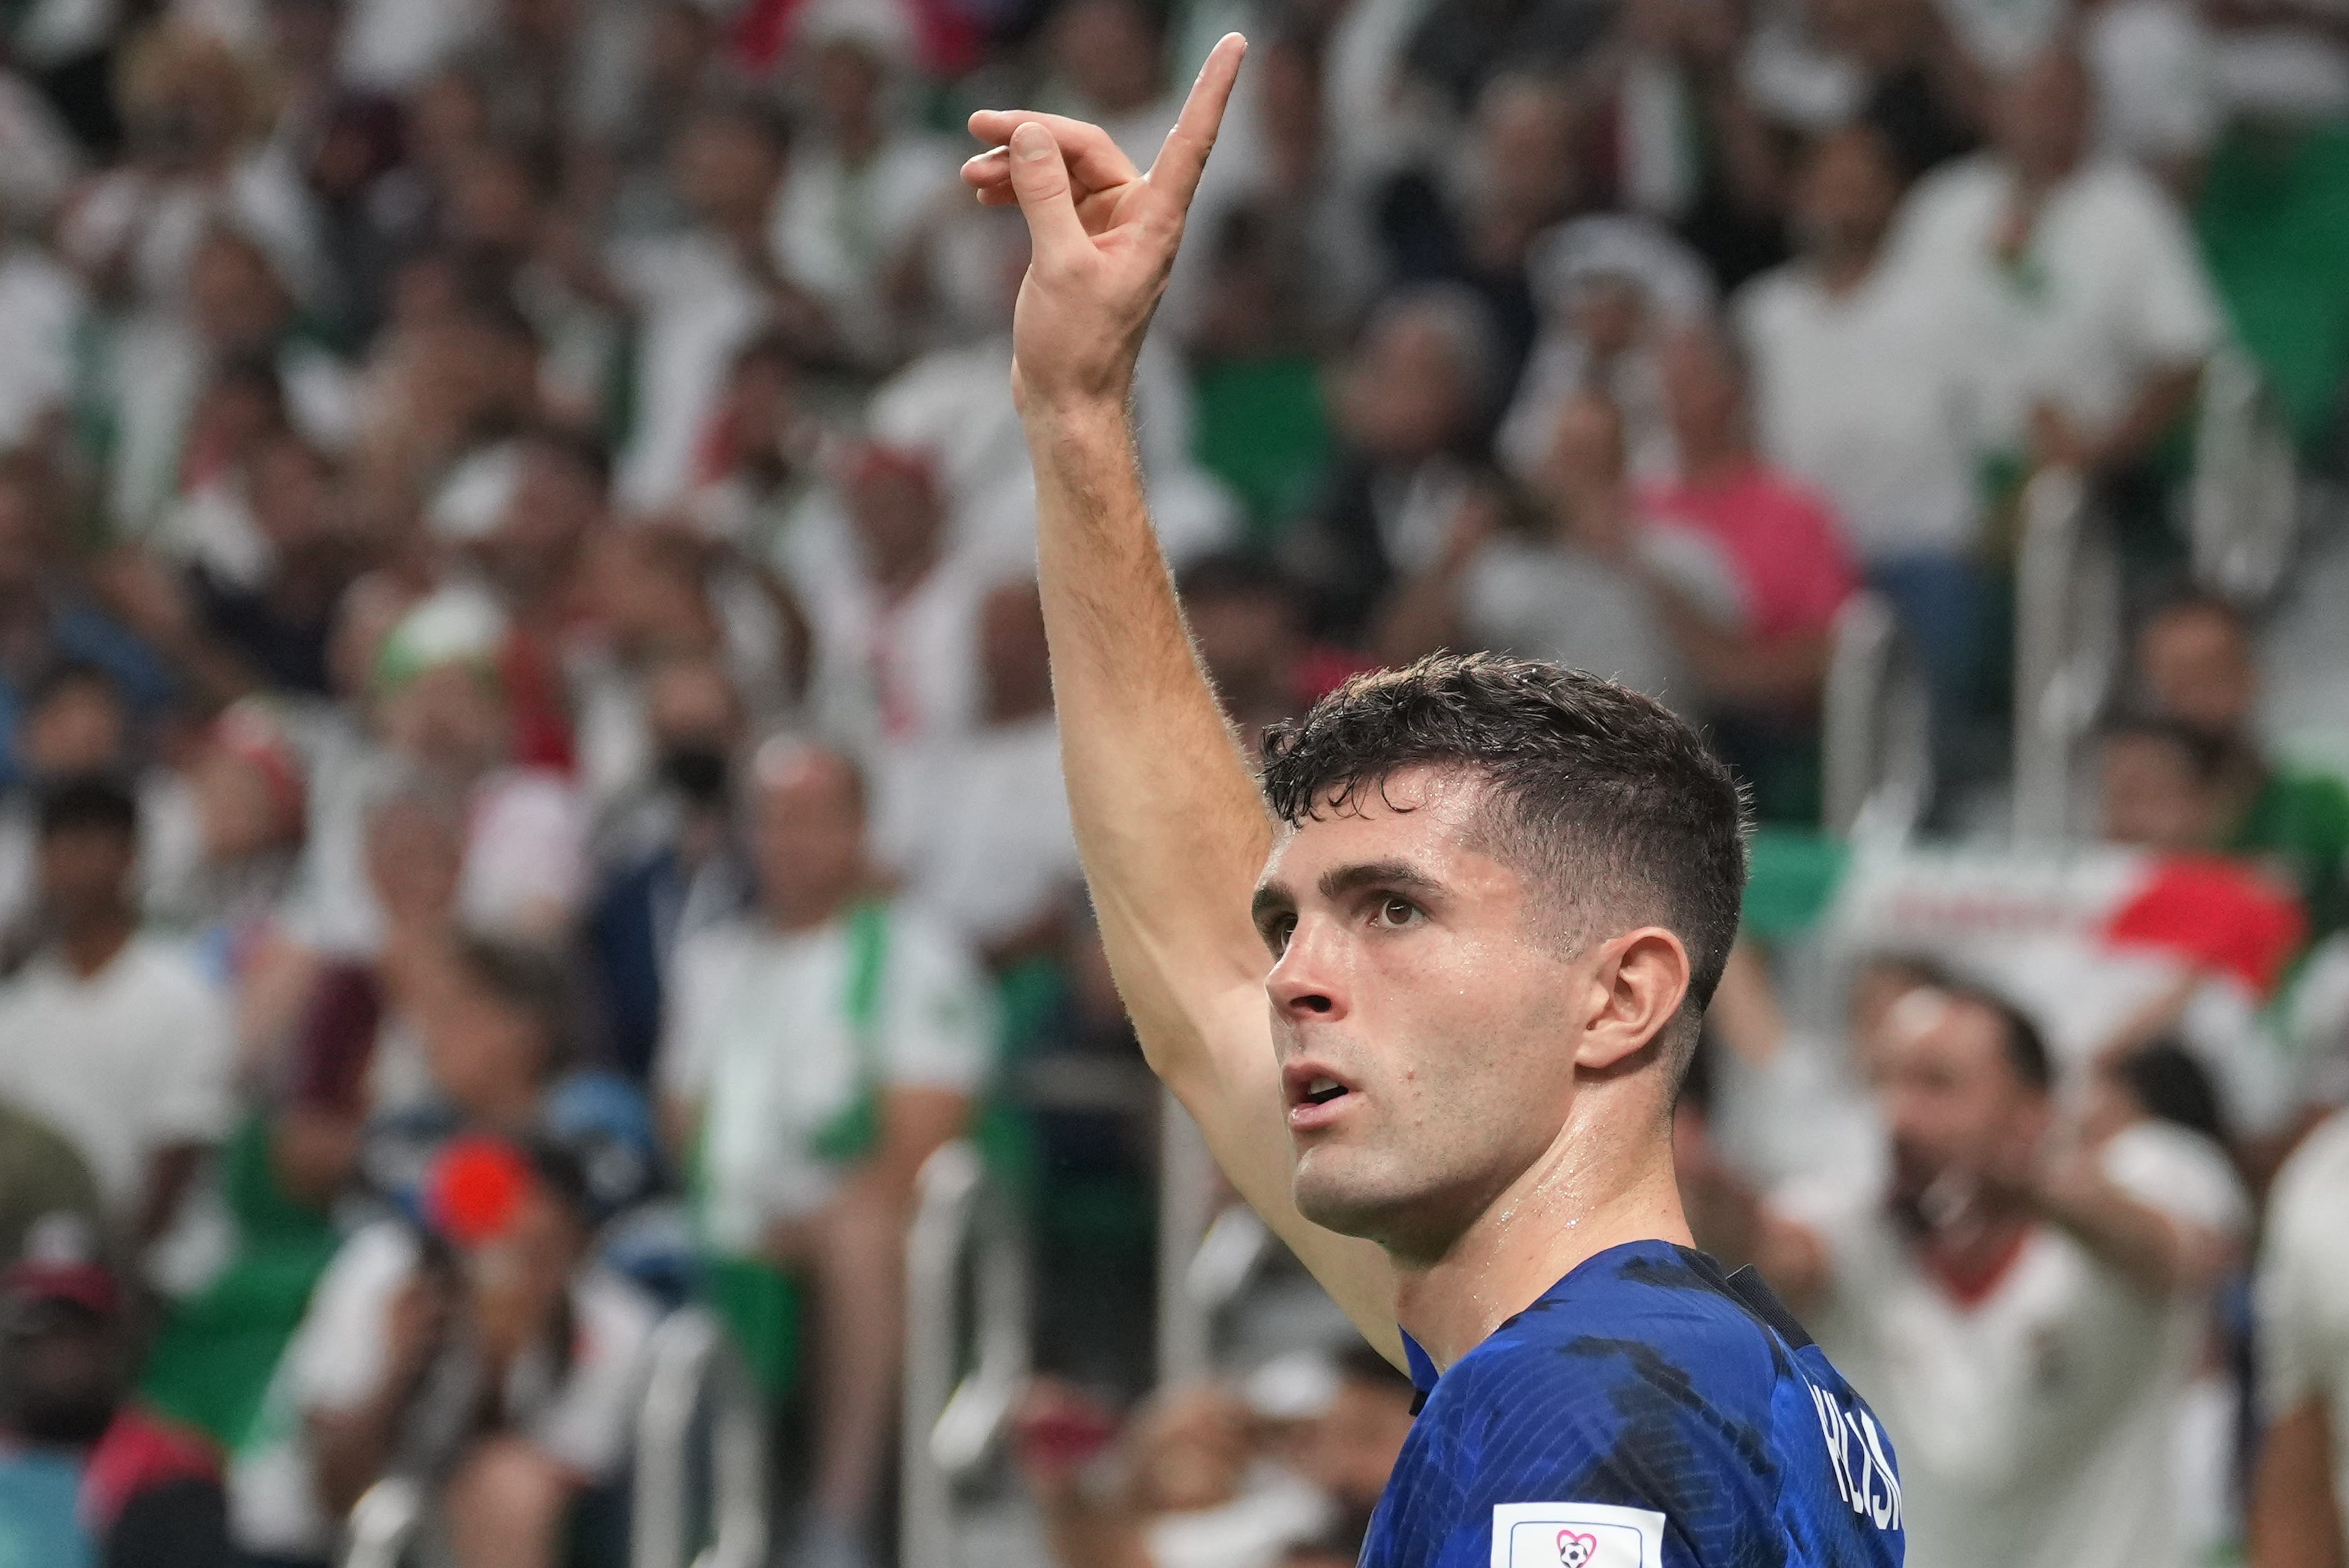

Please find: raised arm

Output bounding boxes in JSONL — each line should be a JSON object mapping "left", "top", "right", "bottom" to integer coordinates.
{"left": 967, "top": 42, "right": 1401, "bottom": 1364}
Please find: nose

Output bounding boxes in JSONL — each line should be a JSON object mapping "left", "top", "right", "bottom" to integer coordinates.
{"left": 1265, "top": 918, "right": 1348, "bottom": 1022}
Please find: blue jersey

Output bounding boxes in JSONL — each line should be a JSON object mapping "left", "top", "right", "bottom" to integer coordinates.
{"left": 1365, "top": 1240, "right": 1903, "bottom": 1568}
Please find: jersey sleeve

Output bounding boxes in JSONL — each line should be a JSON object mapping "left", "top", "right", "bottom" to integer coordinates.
{"left": 1407, "top": 1332, "right": 1785, "bottom": 1568}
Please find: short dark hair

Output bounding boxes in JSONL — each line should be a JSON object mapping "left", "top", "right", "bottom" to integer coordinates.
{"left": 2113, "top": 1039, "right": 2228, "bottom": 1145}
{"left": 36, "top": 775, "right": 138, "bottom": 842}
{"left": 1259, "top": 653, "right": 1750, "bottom": 1049}
{"left": 1942, "top": 984, "right": 2054, "bottom": 1093}
{"left": 450, "top": 934, "right": 574, "bottom": 1077}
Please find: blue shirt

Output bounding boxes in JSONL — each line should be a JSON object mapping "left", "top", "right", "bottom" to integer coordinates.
{"left": 1367, "top": 1240, "right": 1904, "bottom": 1568}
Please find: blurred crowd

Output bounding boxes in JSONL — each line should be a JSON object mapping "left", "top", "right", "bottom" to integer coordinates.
{"left": 0, "top": 0, "right": 2344, "bottom": 1565}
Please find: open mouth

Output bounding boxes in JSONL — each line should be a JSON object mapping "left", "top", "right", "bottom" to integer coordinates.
{"left": 1301, "top": 1077, "right": 1348, "bottom": 1106}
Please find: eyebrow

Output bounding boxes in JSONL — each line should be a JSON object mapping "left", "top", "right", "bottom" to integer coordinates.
{"left": 1251, "top": 858, "right": 1447, "bottom": 920}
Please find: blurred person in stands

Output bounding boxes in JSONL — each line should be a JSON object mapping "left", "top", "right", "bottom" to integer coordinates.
{"left": 797, "top": 440, "right": 983, "bottom": 863}
{"left": 294, "top": 585, "right": 586, "bottom": 953}
{"left": 228, "top": 1134, "right": 658, "bottom": 1568}
{"left": 658, "top": 740, "right": 989, "bottom": 1568}
{"left": 593, "top": 95, "right": 834, "bottom": 512}
{"left": 891, "top": 578, "right": 1081, "bottom": 964}
{"left": 681, "top": 330, "right": 827, "bottom": 553}
{"left": 771, "top": 0, "right": 960, "bottom": 370}
{"left": 1497, "top": 214, "right": 1715, "bottom": 486}
{"left": 1043, "top": 0, "right": 1180, "bottom": 165}
{"left": 1737, "top": 123, "right": 1987, "bottom": 724}
{"left": 0, "top": 1102, "right": 105, "bottom": 1265}
{"left": 145, "top": 699, "right": 309, "bottom": 982}
{"left": 1893, "top": 45, "right": 2220, "bottom": 504}
{"left": 0, "top": 776, "right": 233, "bottom": 1251}
{"left": 0, "top": 1222, "right": 233, "bottom": 1568}
{"left": 2135, "top": 592, "right": 2349, "bottom": 942}
{"left": 1175, "top": 552, "right": 1313, "bottom": 753}
{"left": 1704, "top": 983, "right": 2245, "bottom": 1568}
{"left": 2099, "top": 712, "right": 2242, "bottom": 859}
{"left": 1377, "top": 73, "right": 1582, "bottom": 390}
{"left": 0, "top": 458, "right": 174, "bottom": 791}
{"left": 1283, "top": 285, "right": 1503, "bottom": 641}
{"left": 1016, "top": 1345, "right": 1417, "bottom": 1568}
{"left": 1645, "top": 317, "right": 1860, "bottom": 815}
{"left": 583, "top": 653, "right": 753, "bottom": 1085}
{"left": 2252, "top": 1102, "right": 2349, "bottom": 1568}
{"left": 1375, "top": 391, "right": 1730, "bottom": 710}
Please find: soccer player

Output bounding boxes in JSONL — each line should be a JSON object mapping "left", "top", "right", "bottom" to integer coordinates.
{"left": 962, "top": 37, "right": 1905, "bottom": 1568}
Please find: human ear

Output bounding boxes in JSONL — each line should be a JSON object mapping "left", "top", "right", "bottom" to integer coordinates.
{"left": 1575, "top": 927, "right": 1691, "bottom": 1073}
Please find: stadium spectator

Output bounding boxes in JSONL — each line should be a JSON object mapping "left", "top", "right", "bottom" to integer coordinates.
{"left": 1892, "top": 46, "right": 2222, "bottom": 501}
{"left": 1284, "top": 285, "right": 1503, "bottom": 640}
{"left": 1712, "top": 984, "right": 2245, "bottom": 1568}
{"left": 583, "top": 653, "right": 754, "bottom": 1085}
{"left": 1373, "top": 392, "right": 1717, "bottom": 708}
{"left": 2135, "top": 593, "right": 2349, "bottom": 941}
{"left": 0, "top": 1226, "right": 234, "bottom": 1568}
{"left": 1175, "top": 551, "right": 1314, "bottom": 755}
{"left": 227, "top": 1134, "right": 658, "bottom": 1568}
{"left": 658, "top": 740, "right": 988, "bottom": 1568}
{"left": 890, "top": 578, "right": 1081, "bottom": 963}
{"left": 0, "top": 776, "right": 233, "bottom": 1248}
{"left": 1737, "top": 123, "right": 1986, "bottom": 709}
{"left": 2252, "top": 1107, "right": 2349, "bottom": 1568}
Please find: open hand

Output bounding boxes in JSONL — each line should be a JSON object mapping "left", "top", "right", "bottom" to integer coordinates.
{"left": 962, "top": 33, "right": 1245, "bottom": 414}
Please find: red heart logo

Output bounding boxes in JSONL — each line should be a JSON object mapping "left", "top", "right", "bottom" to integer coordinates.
{"left": 1557, "top": 1529, "right": 1598, "bottom": 1567}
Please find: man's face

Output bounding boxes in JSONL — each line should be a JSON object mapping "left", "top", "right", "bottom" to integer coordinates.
{"left": 1879, "top": 995, "right": 2047, "bottom": 1207}
{"left": 752, "top": 751, "right": 867, "bottom": 926}
{"left": 1997, "top": 51, "right": 2090, "bottom": 182}
{"left": 2099, "top": 734, "right": 2222, "bottom": 852}
{"left": 1795, "top": 127, "right": 1899, "bottom": 259}
{"left": 0, "top": 1304, "right": 123, "bottom": 1445}
{"left": 38, "top": 825, "right": 135, "bottom": 926}
{"left": 2139, "top": 607, "right": 2256, "bottom": 740}
{"left": 1251, "top": 767, "right": 1592, "bottom": 1257}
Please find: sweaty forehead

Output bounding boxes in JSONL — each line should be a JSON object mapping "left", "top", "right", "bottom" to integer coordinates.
{"left": 1257, "top": 766, "right": 1505, "bottom": 884}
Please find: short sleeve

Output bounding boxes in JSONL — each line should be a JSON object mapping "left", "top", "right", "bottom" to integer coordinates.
{"left": 285, "top": 1223, "right": 417, "bottom": 1416}
{"left": 2114, "top": 172, "right": 2223, "bottom": 366}
{"left": 1421, "top": 1341, "right": 1781, "bottom": 1568}
{"left": 876, "top": 909, "right": 996, "bottom": 1094}
{"left": 654, "top": 928, "right": 745, "bottom": 1102}
{"left": 2099, "top": 1121, "right": 2249, "bottom": 1238}
{"left": 2256, "top": 1119, "right": 2349, "bottom": 1416}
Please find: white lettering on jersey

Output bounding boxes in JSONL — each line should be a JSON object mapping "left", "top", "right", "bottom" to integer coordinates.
{"left": 1808, "top": 1382, "right": 1902, "bottom": 1530}
{"left": 1490, "top": 1502, "right": 1665, "bottom": 1568}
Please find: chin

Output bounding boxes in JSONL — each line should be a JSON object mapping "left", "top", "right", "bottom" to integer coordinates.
{"left": 1293, "top": 1148, "right": 1422, "bottom": 1244}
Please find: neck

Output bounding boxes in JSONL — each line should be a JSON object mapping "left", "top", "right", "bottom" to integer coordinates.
{"left": 766, "top": 887, "right": 855, "bottom": 934}
{"left": 1393, "top": 1108, "right": 1692, "bottom": 1371}
{"left": 57, "top": 913, "right": 134, "bottom": 978}
{"left": 1817, "top": 238, "right": 1881, "bottom": 296}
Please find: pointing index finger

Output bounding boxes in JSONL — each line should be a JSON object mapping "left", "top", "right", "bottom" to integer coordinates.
{"left": 1146, "top": 33, "right": 1246, "bottom": 212}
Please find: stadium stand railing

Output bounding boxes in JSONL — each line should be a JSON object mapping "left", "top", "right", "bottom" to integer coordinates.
{"left": 632, "top": 1308, "right": 769, "bottom": 1568}
{"left": 900, "top": 1140, "right": 1033, "bottom": 1568}
{"left": 2191, "top": 346, "right": 2302, "bottom": 606}
{"left": 1822, "top": 590, "right": 1933, "bottom": 843}
{"left": 2013, "top": 465, "right": 2123, "bottom": 843}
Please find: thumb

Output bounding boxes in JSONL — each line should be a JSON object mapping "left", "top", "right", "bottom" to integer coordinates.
{"left": 1006, "top": 122, "right": 1092, "bottom": 264}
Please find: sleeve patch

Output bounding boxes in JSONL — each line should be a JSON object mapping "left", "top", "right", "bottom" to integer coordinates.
{"left": 1490, "top": 1502, "right": 1666, "bottom": 1568}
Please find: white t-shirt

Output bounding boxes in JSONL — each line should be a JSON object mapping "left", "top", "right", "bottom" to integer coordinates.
{"left": 228, "top": 1220, "right": 660, "bottom": 1558}
{"left": 888, "top": 716, "right": 1083, "bottom": 951}
{"left": 770, "top": 134, "right": 959, "bottom": 365}
{"left": 2257, "top": 1111, "right": 2349, "bottom": 1522}
{"left": 0, "top": 936, "right": 235, "bottom": 1215}
{"left": 1890, "top": 153, "right": 2224, "bottom": 454}
{"left": 1736, "top": 258, "right": 1984, "bottom": 561}
{"left": 659, "top": 904, "right": 994, "bottom": 1250}
{"left": 1787, "top": 1121, "right": 2248, "bottom": 1568}
{"left": 608, "top": 228, "right": 772, "bottom": 513}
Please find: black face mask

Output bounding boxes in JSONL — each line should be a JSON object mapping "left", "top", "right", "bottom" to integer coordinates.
{"left": 658, "top": 743, "right": 730, "bottom": 806}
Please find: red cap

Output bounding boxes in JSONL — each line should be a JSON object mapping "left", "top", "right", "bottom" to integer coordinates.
{"left": 1, "top": 1259, "right": 123, "bottom": 1319}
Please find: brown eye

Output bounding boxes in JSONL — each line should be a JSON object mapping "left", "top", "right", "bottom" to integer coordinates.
{"left": 1376, "top": 896, "right": 1420, "bottom": 928}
